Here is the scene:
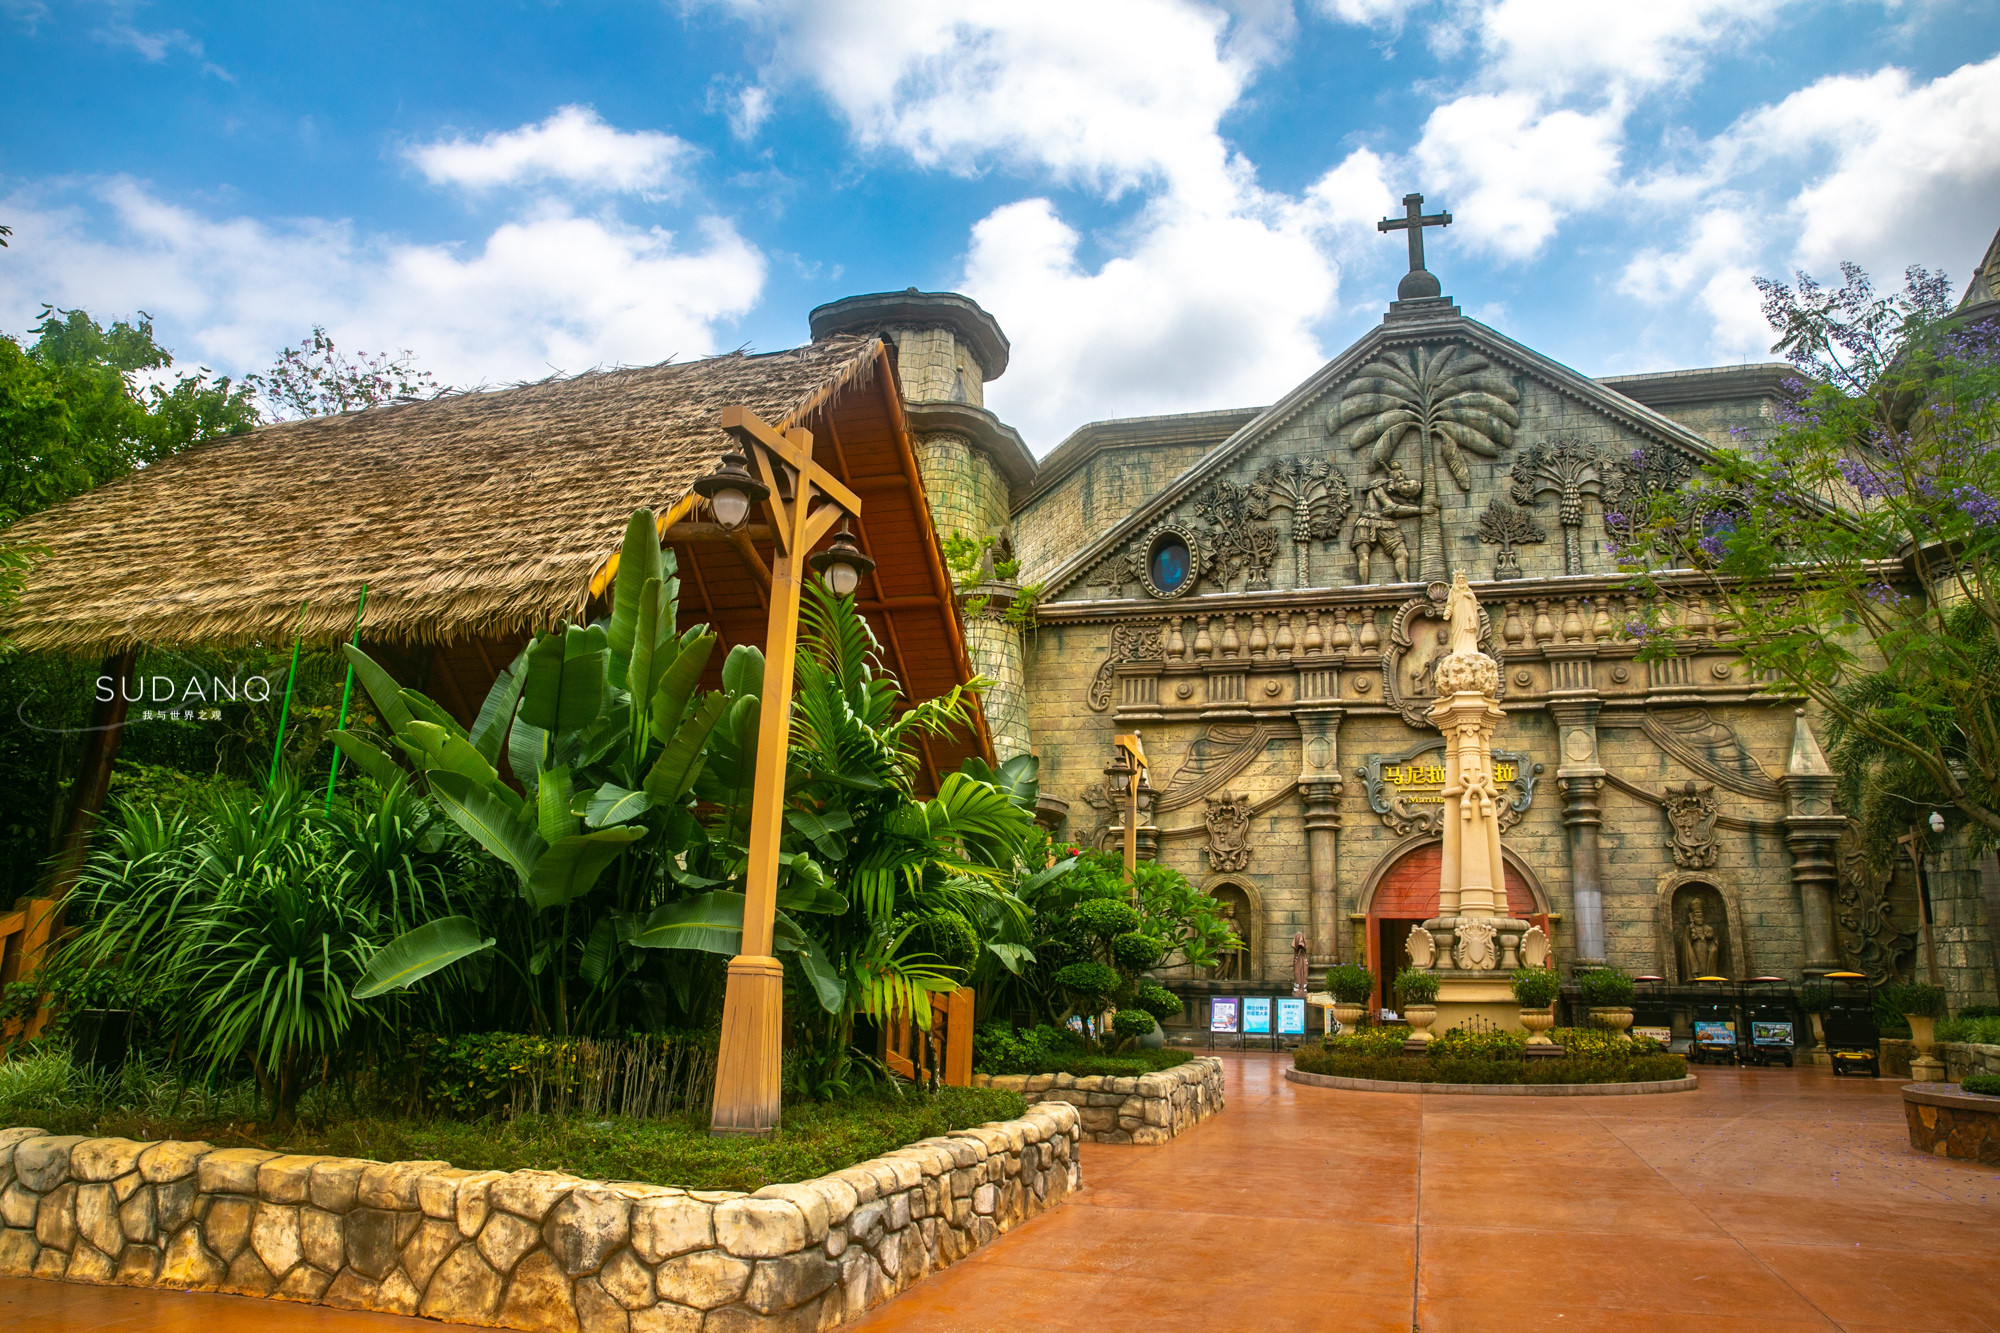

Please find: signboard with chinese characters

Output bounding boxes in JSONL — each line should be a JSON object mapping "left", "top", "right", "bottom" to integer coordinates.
{"left": 1277, "top": 998, "right": 1306, "bottom": 1036}
{"left": 1243, "top": 997, "right": 1272, "bottom": 1035}
{"left": 1210, "top": 998, "right": 1240, "bottom": 1033}
{"left": 1359, "top": 740, "right": 1540, "bottom": 836}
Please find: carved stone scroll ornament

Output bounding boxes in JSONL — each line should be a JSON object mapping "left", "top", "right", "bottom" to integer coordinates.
{"left": 1086, "top": 622, "right": 1165, "bottom": 712}
{"left": 1640, "top": 709, "right": 1782, "bottom": 801}
{"left": 1661, "top": 779, "right": 1720, "bottom": 869}
{"left": 1358, "top": 739, "right": 1539, "bottom": 836}
{"left": 1249, "top": 456, "right": 1353, "bottom": 588}
{"left": 1191, "top": 479, "right": 1280, "bottom": 591}
{"left": 1203, "top": 791, "right": 1253, "bottom": 872}
{"left": 1835, "top": 845, "right": 1916, "bottom": 988}
{"left": 1077, "top": 782, "right": 1117, "bottom": 852}
{"left": 1475, "top": 496, "right": 1545, "bottom": 580}
{"left": 1382, "top": 586, "right": 1504, "bottom": 728}
{"left": 1453, "top": 918, "right": 1499, "bottom": 971}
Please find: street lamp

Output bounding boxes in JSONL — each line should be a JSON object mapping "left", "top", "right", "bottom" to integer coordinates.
{"left": 1105, "top": 732, "right": 1148, "bottom": 892}
{"left": 1899, "top": 814, "right": 1945, "bottom": 989}
{"left": 703, "top": 404, "right": 866, "bottom": 1138}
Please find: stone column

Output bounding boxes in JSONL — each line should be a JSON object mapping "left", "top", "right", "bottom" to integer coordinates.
{"left": 1780, "top": 709, "right": 1843, "bottom": 974}
{"left": 1296, "top": 707, "right": 1345, "bottom": 966}
{"left": 1549, "top": 697, "right": 1606, "bottom": 968}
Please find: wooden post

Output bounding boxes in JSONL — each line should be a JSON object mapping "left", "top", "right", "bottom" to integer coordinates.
{"left": 943, "top": 987, "right": 975, "bottom": 1087}
{"left": 0, "top": 899, "right": 63, "bottom": 1039}
{"left": 42, "top": 646, "right": 138, "bottom": 902}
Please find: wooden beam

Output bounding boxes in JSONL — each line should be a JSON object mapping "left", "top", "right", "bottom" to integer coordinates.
{"left": 665, "top": 522, "right": 774, "bottom": 542}
{"left": 725, "top": 528, "right": 772, "bottom": 601}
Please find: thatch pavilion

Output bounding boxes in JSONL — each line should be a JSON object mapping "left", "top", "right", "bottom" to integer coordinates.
{"left": 3, "top": 331, "right": 994, "bottom": 898}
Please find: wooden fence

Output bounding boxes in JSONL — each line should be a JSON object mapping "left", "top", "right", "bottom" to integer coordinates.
{"left": 880, "top": 987, "right": 975, "bottom": 1087}
{"left": 0, "top": 898, "right": 62, "bottom": 1042}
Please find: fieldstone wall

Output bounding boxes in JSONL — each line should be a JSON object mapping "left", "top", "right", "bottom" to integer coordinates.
{"left": 1881, "top": 1038, "right": 2000, "bottom": 1081}
{"left": 0, "top": 1102, "right": 1082, "bottom": 1332}
{"left": 971, "top": 1056, "right": 1223, "bottom": 1144}
{"left": 1903, "top": 1083, "right": 2000, "bottom": 1163}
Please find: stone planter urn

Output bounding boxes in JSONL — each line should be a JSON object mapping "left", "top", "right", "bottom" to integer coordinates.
{"left": 1807, "top": 1011, "right": 1830, "bottom": 1065}
{"left": 1520, "top": 1006, "right": 1557, "bottom": 1045}
{"left": 1403, "top": 1003, "right": 1438, "bottom": 1046}
{"left": 1908, "top": 1014, "right": 1946, "bottom": 1082}
{"left": 1332, "top": 1001, "right": 1365, "bottom": 1035}
{"left": 1590, "top": 1007, "right": 1634, "bottom": 1036}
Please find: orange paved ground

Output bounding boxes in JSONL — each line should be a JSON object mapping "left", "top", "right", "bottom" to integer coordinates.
{"left": 5, "top": 1053, "right": 1998, "bottom": 1332}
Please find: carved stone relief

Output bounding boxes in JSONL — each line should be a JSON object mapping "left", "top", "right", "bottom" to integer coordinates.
{"left": 1602, "top": 443, "right": 1694, "bottom": 544}
{"left": 1248, "top": 456, "right": 1352, "bottom": 588}
{"left": 1209, "top": 885, "right": 1254, "bottom": 982}
{"left": 1661, "top": 779, "right": 1720, "bottom": 869}
{"left": 1520, "top": 925, "right": 1550, "bottom": 969}
{"left": 1086, "top": 622, "right": 1165, "bottom": 712}
{"left": 1475, "top": 495, "right": 1545, "bottom": 580}
{"left": 1154, "top": 724, "right": 1277, "bottom": 813}
{"left": 1835, "top": 845, "right": 1917, "bottom": 988}
{"left": 1077, "top": 782, "right": 1118, "bottom": 853}
{"left": 1511, "top": 438, "right": 1605, "bottom": 575}
{"left": 1407, "top": 926, "right": 1437, "bottom": 968}
{"left": 1357, "top": 738, "right": 1540, "bottom": 836}
{"left": 1453, "top": 919, "right": 1500, "bottom": 971}
{"left": 1348, "top": 462, "right": 1429, "bottom": 584}
{"left": 1191, "top": 479, "right": 1280, "bottom": 591}
{"left": 1640, "top": 709, "right": 1782, "bottom": 801}
{"left": 1671, "top": 886, "right": 1729, "bottom": 980}
{"left": 1203, "top": 791, "right": 1253, "bottom": 872}
{"left": 1381, "top": 587, "right": 1504, "bottom": 728}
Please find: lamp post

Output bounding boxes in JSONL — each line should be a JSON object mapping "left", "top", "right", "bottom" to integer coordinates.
{"left": 1105, "top": 732, "right": 1148, "bottom": 893}
{"left": 700, "top": 405, "right": 873, "bottom": 1138}
{"left": 1900, "top": 811, "right": 1947, "bottom": 989}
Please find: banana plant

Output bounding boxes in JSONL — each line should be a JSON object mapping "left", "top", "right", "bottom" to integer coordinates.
{"left": 346, "top": 509, "right": 742, "bottom": 1032}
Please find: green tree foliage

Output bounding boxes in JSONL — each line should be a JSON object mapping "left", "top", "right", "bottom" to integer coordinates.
{"left": 247, "top": 325, "right": 443, "bottom": 421}
{"left": 1618, "top": 264, "right": 2000, "bottom": 851}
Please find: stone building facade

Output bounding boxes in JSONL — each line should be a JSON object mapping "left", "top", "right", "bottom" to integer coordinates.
{"left": 807, "top": 271, "right": 2000, "bottom": 1021}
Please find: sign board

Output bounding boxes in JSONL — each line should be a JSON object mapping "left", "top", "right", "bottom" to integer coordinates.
{"left": 1694, "top": 1020, "right": 1736, "bottom": 1045}
{"left": 1632, "top": 1026, "right": 1673, "bottom": 1046}
{"left": 1360, "top": 741, "right": 1538, "bottom": 834}
{"left": 1210, "top": 998, "right": 1240, "bottom": 1033}
{"left": 1243, "top": 997, "right": 1272, "bottom": 1035}
{"left": 1277, "top": 998, "right": 1306, "bottom": 1035}
{"left": 1751, "top": 1021, "right": 1794, "bottom": 1047}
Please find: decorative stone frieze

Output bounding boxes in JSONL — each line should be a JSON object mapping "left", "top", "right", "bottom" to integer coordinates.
{"left": 971, "top": 1057, "right": 1224, "bottom": 1145}
{"left": 0, "top": 1106, "right": 1081, "bottom": 1330}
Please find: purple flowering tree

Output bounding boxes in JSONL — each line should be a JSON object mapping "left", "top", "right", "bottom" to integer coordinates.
{"left": 1620, "top": 264, "right": 2000, "bottom": 849}
{"left": 247, "top": 326, "right": 444, "bottom": 421}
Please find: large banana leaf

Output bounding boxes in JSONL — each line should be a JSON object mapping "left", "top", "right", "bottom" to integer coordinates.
{"left": 721, "top": 643, "right": 763, "bottom": 699}
{"left": 525, "top": 826, "right": 647, "bottom": 910}
{"left": 649, "top": 633, "right": 717, "bottom": 742}
{"left": 628, "top": 577, "right": 664, "bottom": 734}
{"left": 607, "top": 508, "right": 662, "bottom": 671}
{"left": 519, "top": 624, "right": 610, "bottom": 737}
{"left": 399, "top": 689, "right": 471, "bottom": 742}
{"left": 632, "top": 890, "right": 745, "bottom": 954}
{"left": 642, "top": 691, "right": 729, "bottom": 804}
{"left": 468, "top": 646, "right": 529, "bottom": 764}
{"left": 342, "top": 644, "right": 416, "bottom": 734}
{"left": 585, "top": 782, "right": 652, "bottom": 828}
{"left": 508, "top": 711, "right": 548, "bottom": 796}
{"left": 795, "top": 930, "right": 845, "bottom": 1014}
{"left": 352, "top": 915, "right": 496, "bottom": 999}
{"left": 398, "top": 720, "right": 514, "bottom": 811}
{"left": 537, "top": 765, "right": 579, "bottom": 846}
{"left": 428, "top": 770, "right": 544, "bottom": 885}
{"left": 328, "top": 729, "right": 406, "bottom": 790}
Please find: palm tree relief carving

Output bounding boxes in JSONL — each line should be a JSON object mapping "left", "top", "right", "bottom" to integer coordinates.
{"left": 1511, "top": 437, "right": 1605, "bottom": 575}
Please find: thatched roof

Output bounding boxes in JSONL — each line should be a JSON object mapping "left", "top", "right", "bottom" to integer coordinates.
{"left": 1, "top": 336, "right": 883, "bottom": 655}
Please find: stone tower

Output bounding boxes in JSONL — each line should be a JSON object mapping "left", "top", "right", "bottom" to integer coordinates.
{"left": 809, "top": 290, "right": 1038, "bottom": 759}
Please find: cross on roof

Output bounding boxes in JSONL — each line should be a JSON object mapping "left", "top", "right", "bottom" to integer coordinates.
{"left": 1378, "top": 193, "right": 1452, "bottom": 275}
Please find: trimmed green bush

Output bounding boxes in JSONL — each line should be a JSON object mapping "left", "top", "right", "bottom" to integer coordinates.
{"left": 1327, "top": 963, "right": 1374, "bottom": 1004}
{"left": 1578, "top": 967, "right": 1635, "bottom": 1007}
{"left": 971, "top": 1023, "right": 1192, "bottom": 1077}
{"left": 1072, "top": 898, "right": 1142, "bottom": 938}
{"left": 1961, "top": 1073, "right": 2000, "bottom": 1096}
{"left": 1938, "top": 1015, "right": 2000, "bottom": 1045}
{"left": 1395, "top": 967, "right": 1439, "bottom": 1005}
{"left": 1134, "top": 983, "right": 1184, "bottom": 1022}
{"left": 1886, "top": 982, "right": 1947, "bottom": 1018}
{"left": 1510, "top": 966, "right": 1561, "bottom": 1008}
{"left": 1294, "top": 1041, "right": 1685, "bottom": 1086}
{"left": 1111, "top": 932, "right": 1165, "bottom": 971}
{"left": 1112, "top": 1009, "right": 1157, "bottom": 1039}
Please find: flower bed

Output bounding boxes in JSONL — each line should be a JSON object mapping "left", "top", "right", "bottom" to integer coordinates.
{"left": 0, "top": 1099, "right": 1083, "bottom": 1331}
{"left": 1290, "top": 1025, "right": 1689, "bottom": 1090}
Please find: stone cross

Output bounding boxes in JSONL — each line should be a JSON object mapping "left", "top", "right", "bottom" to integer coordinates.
{"left": 1378, "top": 192, "right": 1452, "bottom": 276}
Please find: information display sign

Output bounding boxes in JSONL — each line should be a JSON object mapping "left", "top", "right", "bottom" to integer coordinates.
{"left": 1277, "top": 998, "right": 1306, "bottom": 1036}
{"left": 1632, "top": 1026, "right": 1673, "bottom": 1046}
{"left": 1210, "top": 998, "right": 1240, "bottom": 1033}
{"left": 1694, "top": 1020, "right": 1736, "bottom": 1045}
{"left": 1751, "top": 1020, "right": 1795, "bottom": 1047}
{"left": 1243, "top": 997, "right": 1273, "bottom": 1035}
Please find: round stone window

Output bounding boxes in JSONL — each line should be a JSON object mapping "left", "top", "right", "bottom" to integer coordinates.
{"left": 1149, "top": 533, "right": 1191, "bottom": 595}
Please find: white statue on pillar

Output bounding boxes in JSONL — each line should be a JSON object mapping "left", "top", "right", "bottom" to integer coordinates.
{"left": 1421, "top": 572, "right": 1534, "bottom": 1021}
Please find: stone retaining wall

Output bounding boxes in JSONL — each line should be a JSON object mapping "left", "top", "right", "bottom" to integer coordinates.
{"left": 971, "top": 1057, "right": 1223, "bottom": 1144}
{"left": 1903, "top": 1082, "right": 2000, "bottom": 1163}
{"left": 1284, "top": 1067, "right": 1699, "bottom": 1097}
{"left": 0, "top": 1102, "right": 1082, "bottom": 1332}
{"left": 1879, "top": 1039, "right": 2000, "bottom": 1080}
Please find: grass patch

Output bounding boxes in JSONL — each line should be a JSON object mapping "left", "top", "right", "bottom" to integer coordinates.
{"left": 0, "top": 1048, "right": 1025, "bottom": 1193}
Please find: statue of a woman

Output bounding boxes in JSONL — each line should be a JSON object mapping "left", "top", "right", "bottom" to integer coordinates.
{"left": 1446, "top": 569, "right": 1483, "bottom": 657}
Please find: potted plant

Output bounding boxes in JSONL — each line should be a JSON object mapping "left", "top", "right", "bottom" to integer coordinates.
{"left": 1888, "top": 982, "right": 1947, "bottom": 1081}
{"left": 1799, "top": 980, "right": 1832, "bottom": 1065}
{"left": 1396, "top": 967, "right": 1440, "bottom": 1046}
{"left": 1327, "top": 963, "right": 1373, "bottom": 1034}
{"left": 1510, "top": 966, "right": 1562, "bottom": 1045}
{"left": 1579, "top": 967, "right": 1636, "bottom": 1035}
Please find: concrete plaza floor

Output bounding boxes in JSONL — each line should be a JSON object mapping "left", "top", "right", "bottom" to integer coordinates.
{"left": 4, "top": 1053, "right": 1997, "bottom": 1331}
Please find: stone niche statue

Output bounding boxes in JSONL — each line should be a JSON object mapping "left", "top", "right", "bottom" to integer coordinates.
{"left": 1672, "top": 887, "right": 1729, "bottom": 981}
{"left": 1292, "top": 932, "right": 1310, "bottom": 996}
{"left": 1210, "top": 887, "right": 1253, "bottom": 981}
{"left": 1662, "top": 780, "right": 1719, "bottom": 870}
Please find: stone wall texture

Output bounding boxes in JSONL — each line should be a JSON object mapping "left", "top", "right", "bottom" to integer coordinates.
{"left": 970, "top": 1056, "right": 1223, "bottom": 1144}
{"left": 1903, "top": 1084, "right": 2000, "bottom": 1163}
{"left": 1880, "top": 1038, "right": 2000, "bottom": 1082}
{"left": 0, "top": 1104, "right": 1082, "bottom": 1333}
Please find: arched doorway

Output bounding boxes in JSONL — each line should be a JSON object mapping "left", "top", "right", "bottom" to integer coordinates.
{"left": 1359, "top": 840, "right": 1545, "bottom": 1012}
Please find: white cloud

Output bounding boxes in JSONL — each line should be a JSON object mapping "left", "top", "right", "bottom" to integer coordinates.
{"left": 0, "top": 177, "right": 766, "bottom": 387}
{"left": 407, "top": 106, "right": 693, "bottom": 196}
{"left": 1413, "top": 93, "right": 1623, "bottom": 260}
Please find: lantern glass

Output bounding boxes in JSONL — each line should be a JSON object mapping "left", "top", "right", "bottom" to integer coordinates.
{"left": 823, "top": 558, "right": 861, "bottom": 597}
{"left": 710, "top": 486, "right": 751, "bottom": 530}
{"left": 1109, "top": 755, "right": 1131, "bottom": 795}
{"left": 1929, "top": 810, "right": 1946, "bottom": 834}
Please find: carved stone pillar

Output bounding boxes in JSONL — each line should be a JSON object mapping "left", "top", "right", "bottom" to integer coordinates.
{"left": 1780, "top": 710, "right": 1842, "bottom": 974}
{"left": 1296, "top": 706, "right": 1345, "bottom": 967}
{"left": 1550, "top": 696, "right": 1606, "bottom": 967}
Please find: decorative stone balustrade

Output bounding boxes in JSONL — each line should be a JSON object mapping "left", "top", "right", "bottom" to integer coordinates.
{"left": 0, "top": 1103, "right": 1082, "bottom": 1332}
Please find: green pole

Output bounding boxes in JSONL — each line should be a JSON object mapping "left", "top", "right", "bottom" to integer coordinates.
{"left": 324, "top": 585, "right": 370, "bottom": 811}
{"left": 267, "top": 602, "right": 308, "bottom": 787}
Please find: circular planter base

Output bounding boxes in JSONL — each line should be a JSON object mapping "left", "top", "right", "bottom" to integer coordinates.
{"left": 1285, "top": 1067, "right": 1700, "bottom": 1097}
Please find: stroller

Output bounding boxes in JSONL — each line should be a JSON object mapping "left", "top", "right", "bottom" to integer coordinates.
{"left": 1744, "top": 977, "right": 1797, "bottom": 1068}
{"left": 1821, "top": 972, "right": 1880, "bottom": 1077}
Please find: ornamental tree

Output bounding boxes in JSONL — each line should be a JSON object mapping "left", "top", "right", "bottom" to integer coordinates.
{"left": 1617, "top": 263, "right": 2000, "bottom": 852}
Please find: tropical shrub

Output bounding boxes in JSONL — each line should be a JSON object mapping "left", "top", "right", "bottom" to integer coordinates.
{"left": 1510, "top": 966, "right": 1561, "bottom": 1008}
{"left": 1938, "top": 1015, "right": 2000, "bottom": 1045}
{"left": 1577, "top": 967, "right": 1635, "bottom": 1007}
{"left": 1326, "top": 963, "right": 1373, "bottom": 1004}
{"left": 1885, "top": 982, "right": 1947, "bottom": 1018}
{"left": 1962, "top": 1073, "right": 2000, "bottom": 1095}
{"left": 1395, "top": 967, "right": 1439, "bottom": 1006}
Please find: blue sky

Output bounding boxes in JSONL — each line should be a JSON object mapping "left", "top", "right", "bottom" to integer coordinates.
{"left": 4, "top": 1, "right": 2000, "bottom": 451}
